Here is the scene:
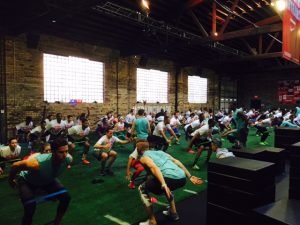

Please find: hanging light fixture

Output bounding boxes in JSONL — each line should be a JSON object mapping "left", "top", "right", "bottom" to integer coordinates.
{"left": 141, "top": 0, "right": 150, "bottom": 10}
{"left": 141, "top": 0, "right": 150, "bottom": 16}
{"left": 271, "top": 0, "right": 287, "bottom": 12}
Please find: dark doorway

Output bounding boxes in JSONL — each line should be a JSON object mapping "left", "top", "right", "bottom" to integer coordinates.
{"left": 250, "top": 99, "right": 261, "bottom": 110}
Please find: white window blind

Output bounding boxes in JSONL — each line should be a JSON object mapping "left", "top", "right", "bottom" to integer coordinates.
{"left": 43, "top": 53, "right": 104, "bottom": 103}
{"left": 136, "top": 68, "right": 168, "bottom": 103}
{"left": 188, "top": 75, "right": 207, "bottom": 103}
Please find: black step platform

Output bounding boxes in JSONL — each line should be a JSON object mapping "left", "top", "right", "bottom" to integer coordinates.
{"left": 288, "top": 142, "right": 300, "bottom": 200}
{"left": 207, "top": 157, "right": 276, "bottom": 225}
{"left": 229, "top": 147, "right": 286, "bottom": 175}
{"left": 254, "top": 199, "right": 300, "bottom": 225}
{"left": 275, "top": 128, "right": 300, "bottom": 149}
{"left": 259, "top": 147, "right": 286, "bottom": 175}
{"left": 208, "top": 157, "right": 275, "bottom": 180}
{"left": 229, "top": 148, "right": 267, "bottom": 160}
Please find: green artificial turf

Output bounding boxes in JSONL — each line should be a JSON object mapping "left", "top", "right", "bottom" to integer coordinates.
{"left": 0, "top": 127, "right": 274, "bottom": 225}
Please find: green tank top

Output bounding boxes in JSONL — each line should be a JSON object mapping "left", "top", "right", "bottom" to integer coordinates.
{"left": 20, "top": 153, "right": 71, "bottom": 186}
{"left": 143, "top": 150, "right": 185, "bottom": 179}
{"left": 135, "top": 117, "right": 149, "bottom": 140}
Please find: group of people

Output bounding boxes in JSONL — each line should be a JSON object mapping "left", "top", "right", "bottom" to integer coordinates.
{"left": 4, "top": 132, "right": 204, "bottom": 225}
{"left": 4, "top": 104, "right": 300, "bottom": 225}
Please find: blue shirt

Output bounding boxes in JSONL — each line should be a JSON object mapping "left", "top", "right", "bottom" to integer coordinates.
{"left": 143, "top": 150, "right": 185, "bottom": 179}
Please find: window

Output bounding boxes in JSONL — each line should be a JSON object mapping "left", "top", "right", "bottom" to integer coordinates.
{"left": 220, "top": 79, "right": 237, "bottom": 111}
{"left": 43, "top": 53, "right": 104, "bottom": 103}
{"left": 188, "top": 76, "right": 207, "bottom": 103}
{"left": 136, "top": 68, "right": 168, "bottom": 103}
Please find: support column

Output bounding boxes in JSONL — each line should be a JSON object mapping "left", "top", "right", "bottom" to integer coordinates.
{"left": 0, "top": 36, "right": 7, "bottom": 143}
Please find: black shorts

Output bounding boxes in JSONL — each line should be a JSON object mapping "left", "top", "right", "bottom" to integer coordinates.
{"left": 194, "top": 137, "right": 211, "bottom": 147}
{"left": 145, "top": 175, "right": 186, "bottom": 195}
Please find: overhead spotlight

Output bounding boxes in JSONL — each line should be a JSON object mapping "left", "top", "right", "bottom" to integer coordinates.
{"left": 141, "top": 0, "right": 150, "bottom": 10}
{"left": 271, "top": 0, "right": 287, "bottom": 11}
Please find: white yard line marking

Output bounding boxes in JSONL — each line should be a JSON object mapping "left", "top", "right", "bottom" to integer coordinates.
{"left": 183, "top": 189, "right": 198, "bottom": 195}
{"left": 104, "top": 214, "right": 131, "bottom": 225}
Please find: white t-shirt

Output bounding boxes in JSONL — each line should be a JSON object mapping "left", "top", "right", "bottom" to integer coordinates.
{"left": 185, "top": 116, "right": 193, "bottom": 125}
{"left": 65, "top": 120, "right": 74, "bottom": 129}
{"left": 191, "top": 124, "right": 209, "bottom": 137}
{"left": 16, "top": 121, "right": 33, "bottom": 132}
{"left": 46, "top": 120, "right": 66, "bottom": 133}
{"left": 68, "top": 125, "right": 90, "bottom": 141}
{"left": 221, "top": 116, "right": 232, "bottom": 126}
{"left": 190, "top": 119, "right": 201, "bottom": 129}
{"left": 125, "top": 114, "right": 135, "bottom": 124}
{"left": 256, "top": 118, "right": 272, "bottom": 127}
{"left": 170, "top": 117, "right": 181, "bottom": 127}
{"left": 30, "top": 126, "right": 44, "bottom": 134}
{"left": 115, "top": 122, "right": 125, "bottom": 131}
{"left": 129, "top": 148, "right": 138, "bottom": 159}
{"left": 283, "top": 112, "right": 291, "bottom": 121}
{"left": 153, "top": 122, "right": 166, "bottom": 137}
{"left": 0, "top": 145, "right": 21, "bottom": 158}
{"left": 30, "top": 126, "right": 49, "bottom": 142}
{"left": 146, "top": 115, "right": 153, "bottom": 122}
{"left": 95, "top": 135, "right": 122, "bottom": 151}
{"left": 246, "top": 110, "right": 254, "bottom": 118}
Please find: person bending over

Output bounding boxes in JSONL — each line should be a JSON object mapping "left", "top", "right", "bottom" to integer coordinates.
{"left": 136, "top": 141, "right": 203, "bottom": 225}
{"left": 8, "top": 137, "right": 72, "bottom": 225}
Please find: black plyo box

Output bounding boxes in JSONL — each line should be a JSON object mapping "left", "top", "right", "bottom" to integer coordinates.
{"left": 208, "top": 157, "right": 275, "bottom": 180}
{"left": 208, "top": 170, "right": 274, "bottom": 193}
{"left": 229, "top": 148, "right": 267, "bottom": 160}
{"left": 207, "top": 182, "right": 275, "bottom": 211}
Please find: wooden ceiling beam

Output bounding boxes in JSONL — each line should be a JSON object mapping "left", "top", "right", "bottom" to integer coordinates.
{"left": 219, "top": 0, "right": 240, "bottom": 35}
{"left": 265, "top": 32, "right": 280, "bottom": 53}
{"left": 215, "top": 23, "right": 282, "bottom": 41}
{"left": 212, "top": 0, "right": 217, "bottom": 36}
{"left": 241, "top": 39, "right": 257, "bottom": 55}
{"left": 214, "top": 52, "right": 282, "bottom": 63}
{"left": 243, "top": 15, "right": 281, "bottom": 29}
{"left": 186, "top": 0, "right": 206, "bottom": 8}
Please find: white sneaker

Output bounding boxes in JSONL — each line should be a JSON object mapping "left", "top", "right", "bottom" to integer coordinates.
{"left": 139, "top": 220, "right": 150, "bottom": 225}
{"left": 192, "top": 164, "right": 200, "bottom": 170}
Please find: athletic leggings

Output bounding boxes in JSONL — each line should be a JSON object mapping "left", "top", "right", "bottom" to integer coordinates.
{"left": 17, "top": 177, "right": 71, "bottom": 225}
{"left": 256, "top": 126, "right": 269, "bottom": 142}
{"left": 131, "top": 159, "right": 144, "bottom": 181}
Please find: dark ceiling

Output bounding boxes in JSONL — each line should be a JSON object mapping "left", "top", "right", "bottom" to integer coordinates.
{"left": 0, "top": 0, "right": 298, "bottom": 73}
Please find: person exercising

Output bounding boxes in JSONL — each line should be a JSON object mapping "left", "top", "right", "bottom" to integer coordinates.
{"left": 8, "top": 137, "right": 72, "bottom": 225}
{"left": 136, "top": 141, "right": 203, "bottom": 225}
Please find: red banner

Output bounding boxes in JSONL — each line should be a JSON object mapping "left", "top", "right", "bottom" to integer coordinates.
{"left": 282, "top": 0, "right": 300, "bottom": 64}
{"left": 278, "top": 80, "right": 300, "bottom": 104}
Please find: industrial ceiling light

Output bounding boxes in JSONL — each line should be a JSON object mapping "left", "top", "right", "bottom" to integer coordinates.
{"left": 271, "top": 0, "right": 287, "bottom": 11}
{"left": 141, "top": 0, "right": 150, "bottom": 16}
{"left": 141, "top": 0, "right": 150, "bottom": 10}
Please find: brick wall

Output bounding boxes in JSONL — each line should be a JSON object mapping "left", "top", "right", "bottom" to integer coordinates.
{"left": 3, "top": 34, "right": 219, "bottom": 138}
